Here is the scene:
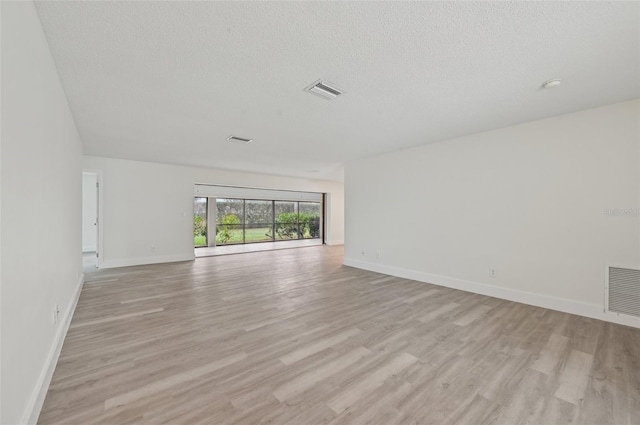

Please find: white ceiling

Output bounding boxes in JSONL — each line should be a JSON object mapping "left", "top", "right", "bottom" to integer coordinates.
{"left": 35, "top": 1, "right": 639, "bottom": 182}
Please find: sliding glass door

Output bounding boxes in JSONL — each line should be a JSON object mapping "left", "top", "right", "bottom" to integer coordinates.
{"left": 245, "top": 200, "right": 273, "bottom": 243}
{"left": 300, "top": 202, "right": 321, "bottom": 239}
{"left": 274, "top": 201, "right": 298, "bottom": 240}
{"left": 215, "top": 198, "right": 243, "bottom": 245}
{"left": 193, "top": 197, "right": 208, "bottom": 247}
{"left": 195, "top": 196, "right": 323, "bottom": 247}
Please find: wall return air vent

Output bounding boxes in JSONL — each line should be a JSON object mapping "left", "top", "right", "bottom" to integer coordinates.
{"left": 305, "top": 79, "right": 343, "bottom": 100}
{"left": 606, "top": 266, "right": 640, "bottom": 318}
{"left": 226, "top": 136, "right": 253, "bottom": 144}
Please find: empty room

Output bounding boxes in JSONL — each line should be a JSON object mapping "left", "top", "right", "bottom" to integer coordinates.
{"left": 1, "top": 1, "right": 639, "bottom": 425}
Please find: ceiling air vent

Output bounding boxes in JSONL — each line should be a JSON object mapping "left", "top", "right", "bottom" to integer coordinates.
{"left": 226, "top": 136, "right": 253, "bottom": 144}
{"left": 305, "top": 79, "right": 343, "bottom": 100}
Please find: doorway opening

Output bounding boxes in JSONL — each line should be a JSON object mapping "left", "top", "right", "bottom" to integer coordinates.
{"left": 82, "top": 172, "right": 99, "bottom": 269}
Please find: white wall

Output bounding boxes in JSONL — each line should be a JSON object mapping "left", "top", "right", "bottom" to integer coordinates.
{"left": 82, "top": 156, "right": 344, "bottom": 268}
{"left": 345, "top": 100, "right": 640, "bottom": 326}
{"left": 82, "top": 173, "right": 97, "bottom": 252}
{"left": 1, "top": 2, "right": 84, "bottom": 424}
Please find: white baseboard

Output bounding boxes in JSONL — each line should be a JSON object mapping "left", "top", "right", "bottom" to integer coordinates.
{"left": 100, "top": 253, "right": 195, "bottom": 269}
{"left": 23, "top": 273, "right": 84, "bottom": 425}
{"left": 602, "top": 311, "right": 640, "bottom": 328}
{"left": 326, "top": 240, "right": 344, "bottom": 246}
{"left": 344, "top": 257, "right": 640, "bottom": 329}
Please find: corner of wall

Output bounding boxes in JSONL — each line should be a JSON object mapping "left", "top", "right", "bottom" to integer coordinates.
{"left": 24, "top": 273, "right": 84, "bottom": 425}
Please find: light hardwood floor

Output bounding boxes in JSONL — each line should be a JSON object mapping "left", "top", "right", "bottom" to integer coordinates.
{"left": 39, "top": 246, "right": 639, "bottom": 424}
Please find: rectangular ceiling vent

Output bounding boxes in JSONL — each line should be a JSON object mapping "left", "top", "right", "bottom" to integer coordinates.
{"left": 305, "top": 80, "right": 343, "bottom": 100}
{"left": 606, "top": 266, "right": 640, "bottom": 318}
{"left": 226, "top": 136, "right": 253, "bottom": 144}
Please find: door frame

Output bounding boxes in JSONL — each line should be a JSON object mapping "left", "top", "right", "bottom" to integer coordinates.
{"left": 83, "top": 169, "right": 103, "bottom": 268}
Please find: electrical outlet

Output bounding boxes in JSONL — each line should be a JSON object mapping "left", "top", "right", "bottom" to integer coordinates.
{"left": 489, "top": 268, "right": 497, "bottom": 278}
{"left": 53, "top": 304, "right": 60, "bottom": 324}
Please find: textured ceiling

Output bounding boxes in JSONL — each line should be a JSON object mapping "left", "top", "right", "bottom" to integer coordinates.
{"left": 35, "top": 1, "right": 640, "bottom": 182}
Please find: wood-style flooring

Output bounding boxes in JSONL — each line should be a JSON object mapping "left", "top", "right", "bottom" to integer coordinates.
{"left": 39, "top": 246, "right": 640, "bottom": 424}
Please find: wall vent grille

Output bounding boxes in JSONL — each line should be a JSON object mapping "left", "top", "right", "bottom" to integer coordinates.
{"left": 607, "top": 266, "right": 640, "bottom": 318}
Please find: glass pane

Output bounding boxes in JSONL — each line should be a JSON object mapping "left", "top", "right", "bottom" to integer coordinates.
{"left": 216, "top": 198, "right": 244, "bottom": 245}
{"left": 274, "top": 201, "right": 299, "bottom": 240}
{"left": 299, "top": 202, "right": 321, "bottom": 239}
{"left": 245, "top": 200, "right": 273, "bottom": 243}
{"left": 194, "top": 197, "right": 207, "bottom": 247}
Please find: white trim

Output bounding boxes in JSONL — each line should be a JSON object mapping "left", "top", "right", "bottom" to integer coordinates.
{"left": 602, "top": 310, "right": 640, "bottom": 327}
{"left": 83, "top": 168, "right": 103, "bottom": 269}
{"left": 100, "top": 253, "right": 195, "bottom": 269}
{"left": 97, "top": 170, "right": 104, "bottom": 269}
{"left": 194, "top": 184, "right": 323, "bottom": 202}
{"left": 24, "top": 273, "right": 84, "bottom": 425}
{"left": 326, "top": 240, "right": 344, "bottom": 246}
{"left": 344, "top": 257, "right": 640, "bottom": 329}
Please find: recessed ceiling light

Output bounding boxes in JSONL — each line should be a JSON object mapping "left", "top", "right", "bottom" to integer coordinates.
{"left": 541, "top": 78, "right": 562, "bottom": 89}
{"left": 226, "top": 136, "right": 253, "bottom": 144}
{"left": 305, "top": 79, "right": 344, "bottom": 100}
